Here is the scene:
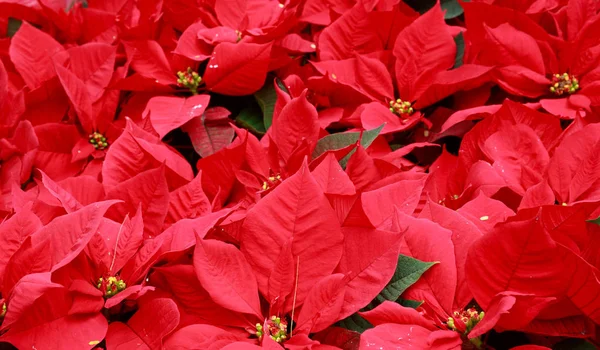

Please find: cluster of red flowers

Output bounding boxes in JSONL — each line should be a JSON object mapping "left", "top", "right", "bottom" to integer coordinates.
{"left": 0, "top": 0, "right": 599, "bottom": 349}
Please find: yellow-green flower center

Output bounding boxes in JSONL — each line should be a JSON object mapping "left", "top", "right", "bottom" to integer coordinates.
{"left": 549, "top": 73, "right": 579, "bottom": 96}
{"left": 97, "top": 276, "right": 126, "bottom": 298}
{"left": 389, "top": 99, "right": 414, "bottom": 120}
{"left": 89, "top": 132, "right": 108, "bottom": 150}
{"left": 447, "top": 308, "right": 485, "bottom": 348}
{"left": 261, "top": 174, "right": 282, "bottom": 191}
{"left": 255, "top": 316, "right": 288, "bottom": 343}
{"left": 177, "top": 67, "right": 202, "bottom": 95}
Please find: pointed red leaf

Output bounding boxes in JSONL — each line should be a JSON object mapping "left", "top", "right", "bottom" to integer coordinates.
{"left": 360, "top": 301, "right": 436, "bottom": 330}
{"left": 106, "top": 298, "right": 180, "bottom": 350}
{"left": 395, "top": 211, "right": 457, "bottom": 316}
{"left": 119, "top": 236, "right": 163, "bottom": 285}
{"left": 296, "top": 274, "right": 346, "bottom": 334}
{"left": 361, "top": 177, "right": 425, "bottom": 228}
{"left": 203, "top": 42, "right": 273, "bottom": 96}
{"left": 105, "top": 166, "right": 169, "bottom": 238}
{"left": 457, "top": 193, "right": 515, "bottom": 235}
{"left": 1, "top": 288, "right": 108, "bottom": 350}
{"left": 0, "top": 203, "right": 42, "bottom": 286}
{"left": 467, "top": 210, "right": 600, "bottom": 326}
{"left": 9, "top": 22, "right": 65, "bottom": 90}
{"left": 519, "top": 181, "right": 555, "bottom": 210}
{"left": 159, "top": 209, "right": 236, "bottom": 256}
{"left": 2, "top": 272, "right": 60, "bottom": 330}
{"left": 567, "top": 0, "right": 598, "bottom": 41}
{"left": 214, "top": 0, "right": 246, "bottom": 29}
{"left": 222, "top": 343, "right": 262, "bottom": 350}
{"left": 414, "top": 64, "right": 493, "bottom": 108}
{"left": 482, "top": 124, "right": 549, "bottom": 195}
{"left": 393, "top": 3, "right": 455, "bottom": 101}
{"left": 478, "top": 23, "right": 545, "bottom": 75}
{"left": 345, "top": 145, "right": 381, "bottom": 192}
{"left": 102, "top": 119, "right": 193, "bottom": 190}
{"left": 196, "top": 141, "right": 246, "bottom": 204}
{"left": 193, "top": 237, "right": 262, "bottom": 318}
{"left": 108, "top": 208, "right": 144, "bottom": 274}
{"left": 241, "top": 162, "right": 344, "bottom": 311}
{"left": 164, "top": 324, "right": 241, "bottom": 350}
{"left": 56, "top": 176, "right": 106, "bottom": 207}
{"left": 4, "top": 200, "right": 118, "bottom": 294}
{"left": 165, "top": 171, "right": 211, "bottom": 226}
{"left": 122, "top": 40, "right": 177, "bottom": 85}
{"left": 52, "top": 43, "right": 117, "bottom": 130}
{"left": 273, "top": 90, "right": 319, "bottom": 163}
{"left": 469, "top": 292, "right": 555, "bottom": 339}
{"left": 53, "top": 63, "right": 94, "bottom": 132}
{"left": 39, "top": 170, "right": 83, "bottom": 213}
{"left": 144, "top": 94, "right": 211, "bottom": 139}
{"left": 61, "top": 43, "right": 117, "bottom": 100}
{"left": 151, "top": 264, "right": 250, "bottom": 329}
{"left": 547, "top": 124, "right": 600, "bottom": 204}
{"left": 173, "top": 21, "right": 212, "bottom": 61}
{"left": 419, "top": 201, "right": 483, "bottom": 309}
{"left": 181, "top": 106, "right": 235, "bottom": 158}
{"left": 316, "top": 1, "right": 370, "bottom": 61}
{"left": 267, "top": 241, "right": 294, "bottom": 313}
{"left": 310, "top": 56, "right": 394, "bottom": 102}
{"left": 360, "top": 324, "right": 461, "bottom": 350}
{"left": 336, "top": 227, "right": 401, "bottom": 320}
{"left": 359, "top": 102, "right": 423, "bottom": 135}
{"left": 311, "top": 153, "right": 356, "bottom": 196}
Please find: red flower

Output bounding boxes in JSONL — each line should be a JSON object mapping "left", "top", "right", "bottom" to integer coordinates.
{"left": 464, "top": 1, "right": 600, "bottom": 118}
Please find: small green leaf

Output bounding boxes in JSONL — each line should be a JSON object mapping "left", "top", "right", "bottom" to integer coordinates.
{"left": 7, "top": 18, "right": 22, "bottom": 38}
{"left": 336, "top": 256, "right": 432, "bottom": 334}
{"left": 363, "top": 255, "right": 436, "bottom": 311}
{"left": 586, "top": 215, "right": 600, "bottom": 225}
{"left": 553, "top": 339, "right": 596, "bottom": 350}
{"left": 402, "top": 0, "right": 435, "bottom": 13}
{"left": 402, "top": 0, "right": 469, "bottom": 18}
{"left": 453, "top": 33, "right": 465, "bottom": 69}
{"left": 397, "top": 299, "right": 424, "bottom": 309}
{"left": 312, "top": 124, "right": 384, "bottom": 168}
{"left": 255, "top": 77, "right": 288, "bottom": 131}
{"left": 442, "top": 0, "right": 469, "bottom": 19}
{"left": 236, "top": 105, "right": 265, "bottom": 135}
{"left": 336, "top": 313, "right": 373, "bottom": 334}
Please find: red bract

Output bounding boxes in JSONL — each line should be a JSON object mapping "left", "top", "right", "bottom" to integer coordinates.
{"left": 309, "top": 4, "right": 492, "bottom": 135}
{"left": 462, "top": 1, "right": 600, "bottom": 118}
{"left": 467, "top": 206, "right": 600, "bottom": 337}
{"left": 2, "top": 0, "right": 600, "bottom": 349}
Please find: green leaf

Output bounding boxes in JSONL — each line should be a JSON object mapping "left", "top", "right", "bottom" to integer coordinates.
{"left": 586, "top": 215, "right": 600, "bottom": 225}
{"left": 255, "top": 77, "right": 288, "bottom": 131}
{"left": 453, "top": 32, "right": 465, "bottom": 69}
{"left": 442, "top": 0, "right": 469, "bottom": 19}
{"left": 336, "top": 256, "right": 432, "bottom": 334}
{"left": 401, "top": 0, "right": 469, "bottom": 18}
{"left": 397, "top": 299, "right": 424, "bottom": 309}
{"left": 363, "top": 255, "right": 436, "bottom": 311}
{"left": 312, "top": 124, "right": 384, "bottom": 168}
{"left": 553, "top": 339, "right": 596, "bottom": 350}
{"left": 402, "top": 0, "right": 435, "bottom": 13}
{"left": 336, "top": 313, "right": 373, "bottom": 334}
{"left": 7, "top": 18, "right": 22, "bottom": 38}
{"left": 236, "top": 104, "right": 265, "bottom": 135}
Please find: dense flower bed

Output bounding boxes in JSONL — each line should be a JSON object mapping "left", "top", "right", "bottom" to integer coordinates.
{"left": 0, "top": 0, "right": 599, "bottom": 349}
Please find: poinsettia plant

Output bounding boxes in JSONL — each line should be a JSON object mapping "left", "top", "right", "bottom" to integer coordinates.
{"left": 0, "top": 0, "right": 600, "bottom": 349}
